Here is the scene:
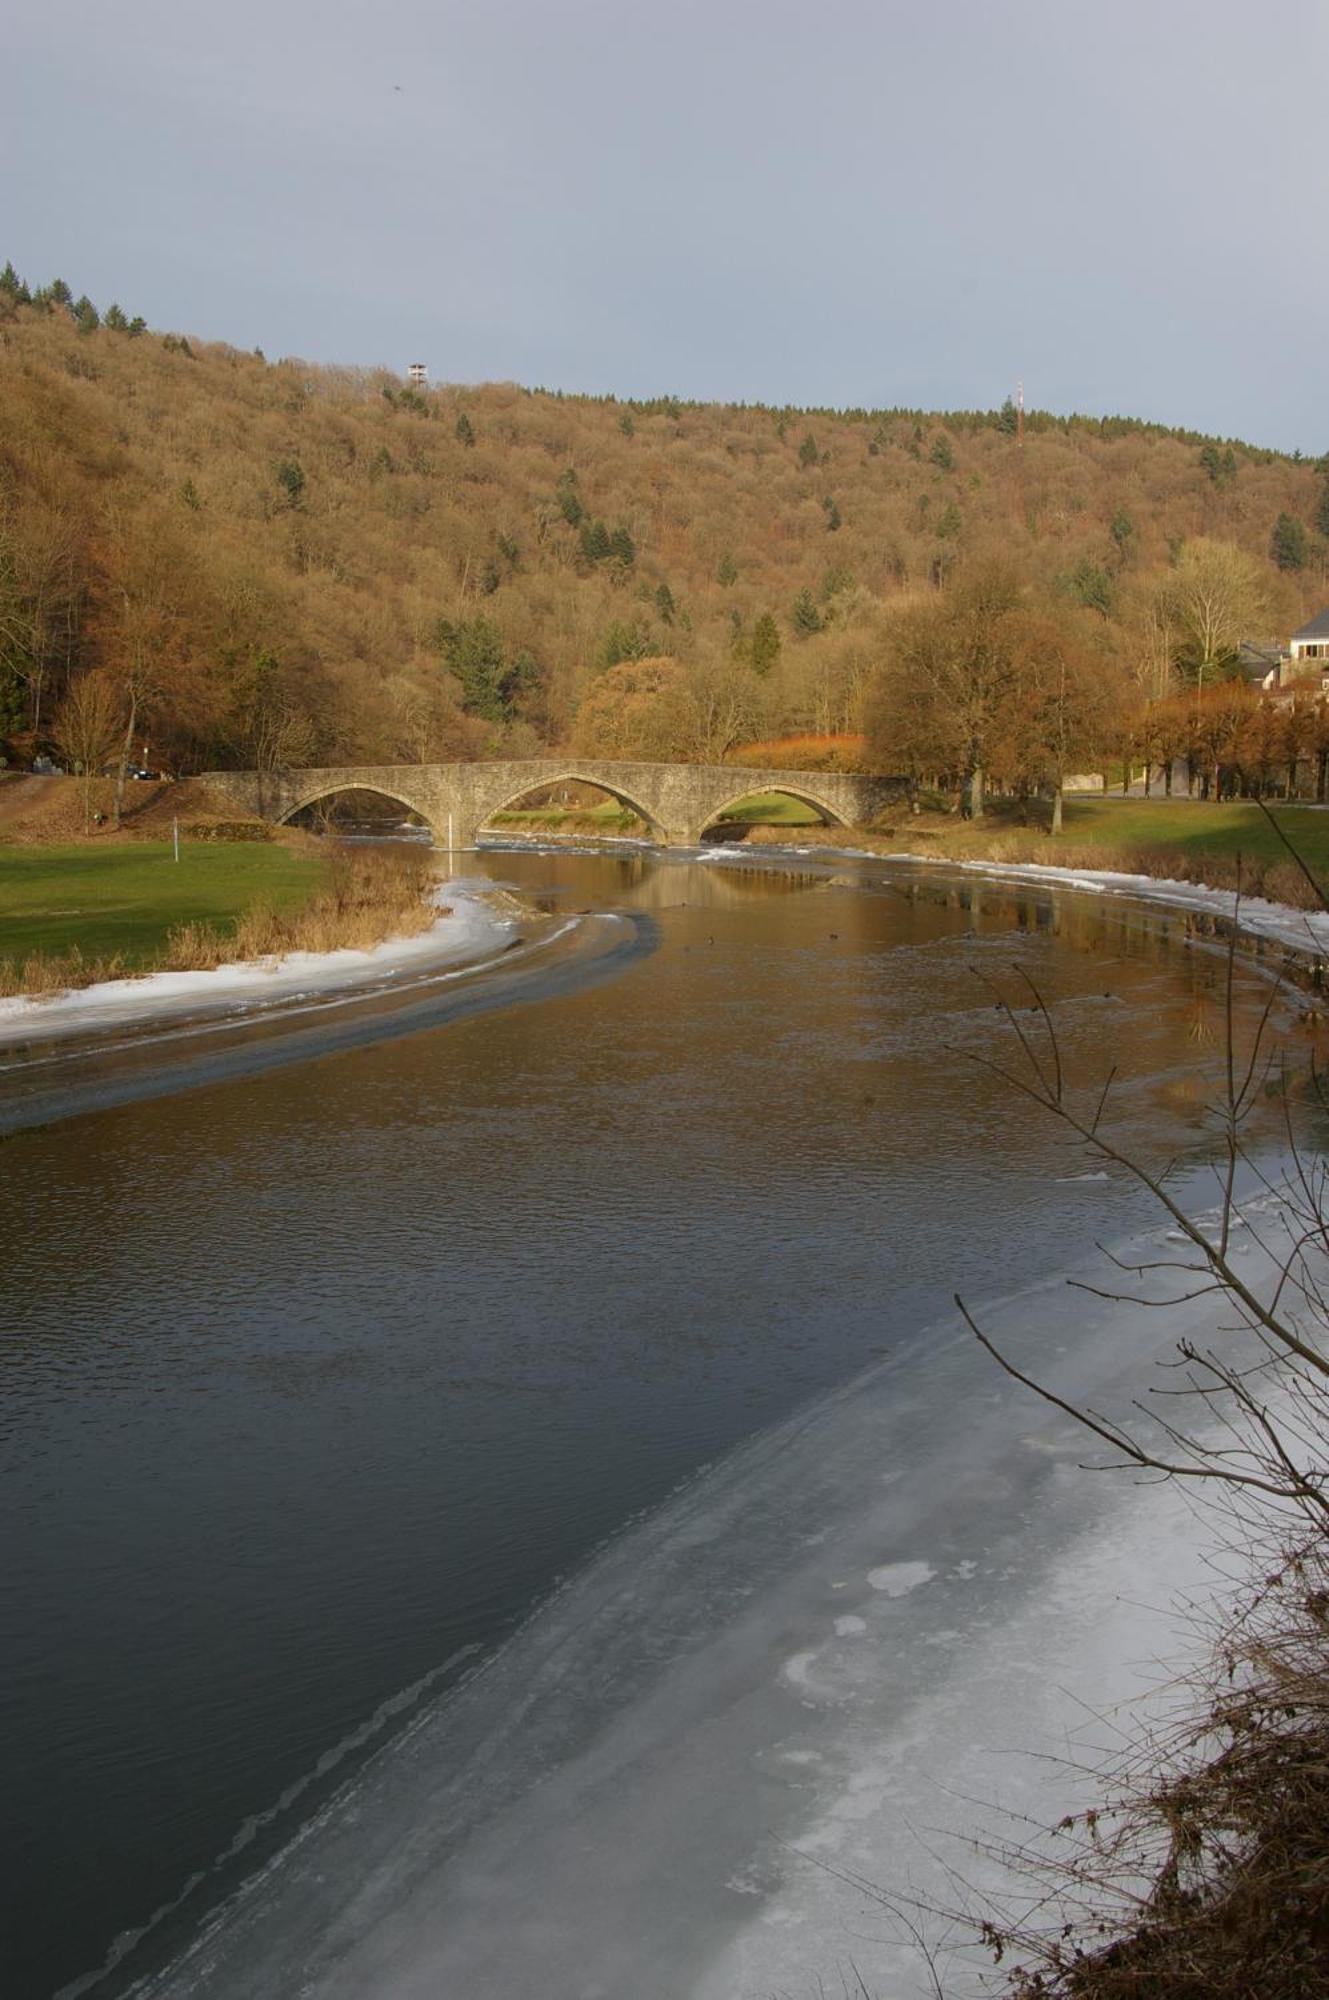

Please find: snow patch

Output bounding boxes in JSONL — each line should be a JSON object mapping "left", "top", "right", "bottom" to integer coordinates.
{"left": 867, "top": 1560, "right": 936, "bottom": 1598}
{"left": 782, "top": 1650, "right": 819, "bottom": 1691}
{"left": 877, "top": 849, "right": 1329, "bottom": 961}
{"left": 0, "top": 886, "right": 517, "bottom": 1046}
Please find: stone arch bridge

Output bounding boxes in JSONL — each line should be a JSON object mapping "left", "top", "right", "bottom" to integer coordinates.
{"left": 198, "top": 759, "right": 907, "bottom": 849}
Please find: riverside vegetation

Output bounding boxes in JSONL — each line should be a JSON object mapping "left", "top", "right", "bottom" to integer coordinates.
{"left": 0, "top": 842, "right": 438, "bottom": 997}
{"left": 934, "top": 933, "right": 1329, "bottom": 2000}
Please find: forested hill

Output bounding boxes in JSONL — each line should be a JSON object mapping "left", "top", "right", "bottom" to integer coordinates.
{"left": 2, "top": 265, "right": 1327, "bottom": 776}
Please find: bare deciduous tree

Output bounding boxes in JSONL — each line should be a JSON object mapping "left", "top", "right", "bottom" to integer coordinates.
{"left": 52, "top": 671, "right": 121, "bottom": 827}
{"left": 1166, "top": 538, "right": 1268, "bottom": 689}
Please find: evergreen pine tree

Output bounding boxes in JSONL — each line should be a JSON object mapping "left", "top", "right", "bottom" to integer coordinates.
{"left": 791, "top": 588, "right": 823, "bottom": 637}
{"left": 275, "top": 458, "right": 306, "bottom": 507}
{"left": 797, "top": 432, "right": 819, "bottom": 469}
{"left": 579, "top": 520, "right": 612, "bottom": 563}
{"left": 750, "top": 613, "right": 782, "bottom": 675}
{"left": 1063, "top": 556, "right": 1114, "bottom": 614}
{"left": 455, "top": 411, "right": 476, "bottom": 447}
{"left": 716, "top": 551, "right": 738, "bottom": 587}
{"left": 1270, "top": 512, "right": 1309, "bottom": 572}
{"left": 436, "top": 615, "right": 517, "bottom": 721}
{"left": 556, "top": 469, "right": 583, "bottom": 527}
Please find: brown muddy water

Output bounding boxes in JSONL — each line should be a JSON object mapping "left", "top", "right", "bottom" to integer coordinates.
{"left": 0, "top": 845, "right": 1299, "bottom": 1998}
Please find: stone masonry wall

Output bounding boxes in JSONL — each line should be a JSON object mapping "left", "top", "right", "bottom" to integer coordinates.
{"left": 198, "top": 760, "right": 907, "bottom": 847}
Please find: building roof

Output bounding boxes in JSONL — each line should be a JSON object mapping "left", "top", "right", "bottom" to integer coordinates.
{"left": 1237, "top": 640, "right": 1282, "bottom": 682}
{"left": 1291, "top": 607, "right": 1329, "bottom": 643}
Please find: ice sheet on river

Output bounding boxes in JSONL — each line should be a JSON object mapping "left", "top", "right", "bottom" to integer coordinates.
{"left": 702, "top": 839, "right": 1329, "bottom": 966}
{"left": 137, "top": 1204, "right": 1276, "bottom": 2000}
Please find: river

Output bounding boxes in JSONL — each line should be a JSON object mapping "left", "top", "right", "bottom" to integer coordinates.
{"left": 0, "top": 846, "right": 1293, "bottom": 1998}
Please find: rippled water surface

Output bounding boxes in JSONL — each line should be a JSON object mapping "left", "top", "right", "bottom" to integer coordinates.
{"left": 0, "top": 848, "right": 1286, "bottom": 1996}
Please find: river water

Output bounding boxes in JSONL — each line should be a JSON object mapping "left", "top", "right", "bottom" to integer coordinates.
{"left": 0, "top": 847, "right": 1292, "bottom": 1998}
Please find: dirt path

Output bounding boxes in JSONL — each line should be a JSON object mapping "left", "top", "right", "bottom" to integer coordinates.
{"left": 0, "top": 775, "right": 66, "bottom": 833}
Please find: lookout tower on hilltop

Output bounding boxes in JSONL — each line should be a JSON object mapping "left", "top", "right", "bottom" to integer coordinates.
{"left": 408, "top": 362, "right": 427, "bottom": 389}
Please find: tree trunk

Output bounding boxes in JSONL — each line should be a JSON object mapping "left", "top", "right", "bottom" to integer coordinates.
{"left": 1164, "top": 760, "right": 1173, "bottom": 797}
{"left": 1050, "top": 785, "right": 1063, "bottom": 835}
{"left": 968, "top": 764, "right": 984, "bottom": 820}
{"left": 1143, "top": 763, "right": 1153, "bottom": 798}
{"left": 112, "top": 693, "right": 137, "bottom": 830}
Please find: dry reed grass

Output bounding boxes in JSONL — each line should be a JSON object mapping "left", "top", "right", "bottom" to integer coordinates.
{"left": 164, "top": 847, "right": 438, "bottom": 970}
{"left": 0, "top": 946, "right": 130, "bottom": 998}
{"left": 978, "top": 1537, "right": 1329, "bottom": 1999}
{"left": 939, "top": 932, "right": 1329, "bottom": 2000}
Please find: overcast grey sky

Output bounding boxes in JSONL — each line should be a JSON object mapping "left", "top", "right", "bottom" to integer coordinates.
{"left": 9, "top": 0, "right": 1328, "bottom": 449}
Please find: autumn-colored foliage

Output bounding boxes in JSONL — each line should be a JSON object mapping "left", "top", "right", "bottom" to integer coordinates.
{"left": 728, "top": 733, "right": 867, "bottom": 770}
{"left": 2, "top": 269, "right": 1327, "bottom": 788}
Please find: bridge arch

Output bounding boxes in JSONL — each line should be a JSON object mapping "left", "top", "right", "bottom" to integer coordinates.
{"left": 698, "top": 782, "right": 853, "bottom": 838}
{"left": 478, "top": 770, "right": 665, "bottom": 840}
{"left": 276, "top": 781, "right": 436, "bottom": 835}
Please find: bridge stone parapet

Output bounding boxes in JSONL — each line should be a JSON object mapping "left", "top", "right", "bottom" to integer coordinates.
{"left": 197, "top": 760, "right": 907, "bottom": 849}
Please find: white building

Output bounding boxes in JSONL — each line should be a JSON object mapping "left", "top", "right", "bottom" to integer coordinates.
{"left": 1289, "top": 607, "right": 1329, "bottom": 669}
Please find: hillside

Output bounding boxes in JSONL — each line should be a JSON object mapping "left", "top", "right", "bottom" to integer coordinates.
{"left": 2, "top": 264, "right": 1327, "bottom": 780}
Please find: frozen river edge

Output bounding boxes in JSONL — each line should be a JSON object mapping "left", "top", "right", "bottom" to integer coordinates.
{"left": 0, "top": 884, "right": 518, "bottom": 1048}
{"left": 705, "top": 837, "right": 1329, "bottom": 970}
{"left": 123, "top": 1186, "right": 1281, "bottom": 2000}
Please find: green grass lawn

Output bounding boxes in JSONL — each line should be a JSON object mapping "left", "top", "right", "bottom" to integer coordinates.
{"left": 715, "top": 791, "right": 823, "bottom": 826}
{"left": 1060, "top": 797, "right": 1329, "bottom": 873}
{"left": 491, "top": 791, "right": 826, "bottom": 834}
{"left": 0, "top": 843, "right": 327, "bottom": 970}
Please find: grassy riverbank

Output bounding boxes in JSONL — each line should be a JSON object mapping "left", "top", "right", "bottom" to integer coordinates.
{"left": 739, "top": 797, "right": 1329, "bottom": 910}
{"left": 488, "top": 800, "right": 646, "bottom": 836}
{"left": 489, "top": 790, "right": 825, "bottom": 838}
{"left": 0, "top": 844, "right": 438, "bottom": 995}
